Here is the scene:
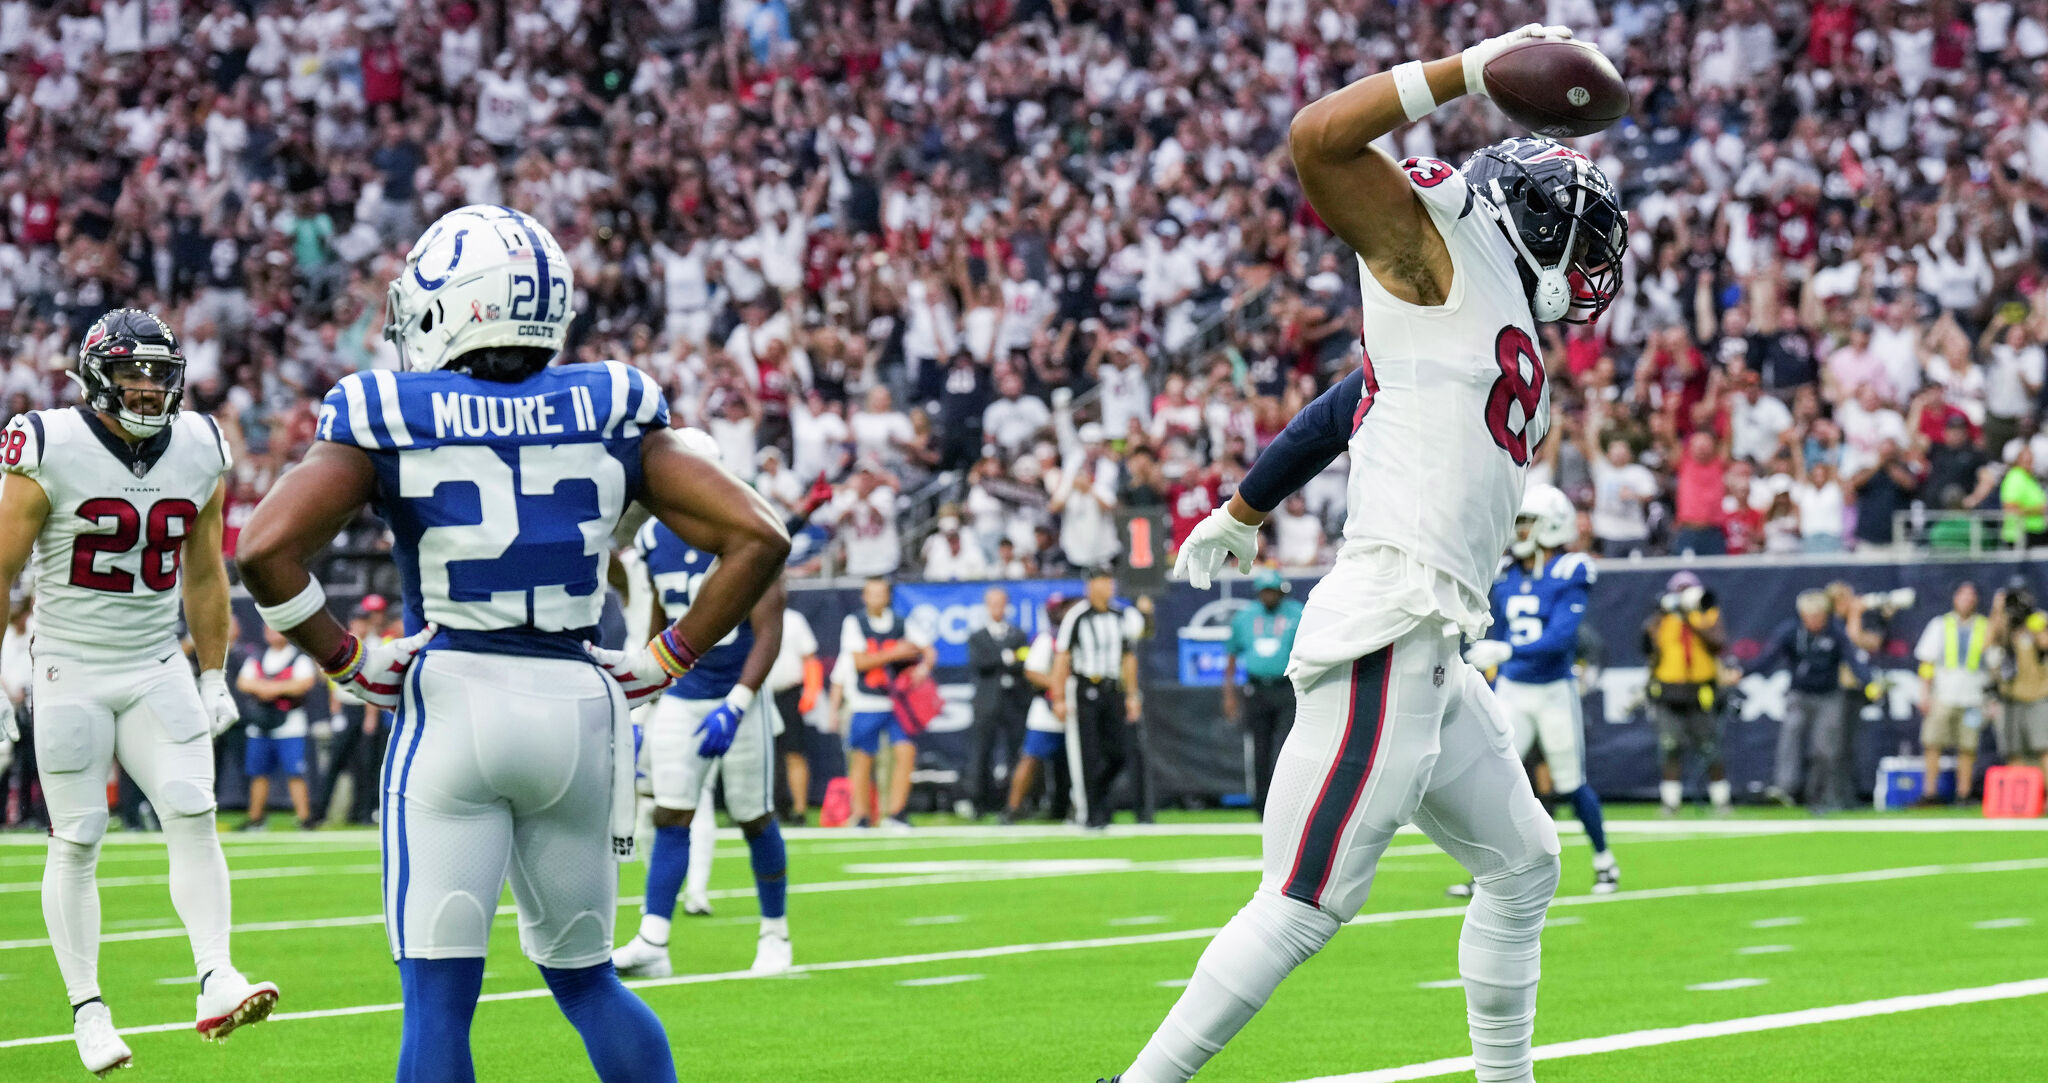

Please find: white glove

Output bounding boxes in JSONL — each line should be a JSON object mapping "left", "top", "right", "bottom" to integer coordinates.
{"left": 1463, "top": 23, "right": 1575, "bottom": 98}
{"left": 0, "top": 695, "right": 16, "bottom": 744}
{"left": 1465, "top": 640, "right": 1515, "bottom": 671}
{"left": 586, "top": 641, "right": 680, "bottom": 707}
{"left": 1680, "top": 586, "right": 1706, "bottom": 612}
{"left": 329, "top": 624, "right": 438, "bottom": 709}
{"left": 197, "top": 669, "right": 239, "bottom": 737}
{"left": 1173, "top": 507, "right": 1261, "bottom": 590}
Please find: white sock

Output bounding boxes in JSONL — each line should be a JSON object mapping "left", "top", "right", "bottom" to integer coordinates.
{"left": 1591, "top": 849, "right": 1617, "bottom": 873}
{"left": 1125, "top": 892, "right": 1339, "bottom": 1083}
{"left": 1659, "top": 780, "right": 1682, "bottom": 809}
{"left": 161, "top": 812, "right": 234, "bottom": 978}
{"left": 1708, "top": 779, "right": 1732, "bottom": 809}
{"left": 1462, "top": 857, "right": 1560, "bottom": 1082}
{"left": 760, "top": 915, "right": 789, "bottom": 938}
{"left": 42, "top": 836, "right": 103, "bottom": 1004}
{"left": 638, "top": 913, "right": 672, "bottom": 946}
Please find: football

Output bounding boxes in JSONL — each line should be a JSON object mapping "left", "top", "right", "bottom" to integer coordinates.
{"left": 1483, "top": 39, "right": 1629, "bottom": 139}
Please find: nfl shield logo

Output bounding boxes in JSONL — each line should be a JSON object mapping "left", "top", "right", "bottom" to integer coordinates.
{"left": 1432, "top": 665, "right": 1445, "bottom": 688}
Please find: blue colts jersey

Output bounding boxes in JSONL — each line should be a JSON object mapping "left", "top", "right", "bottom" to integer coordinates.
{"left": 1490, "top": 551, "right": 1595, "bottom": 685}
{"left": 634, "top": 518, "right": 751, "bottom": 699}
{"left": 318, "top": 362, "right": 668, "bottom": 660}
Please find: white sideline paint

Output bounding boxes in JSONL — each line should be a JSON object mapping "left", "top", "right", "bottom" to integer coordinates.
{"left": 1288, "top": 979, "right": 2048, "bottom": 1083}
{"left": 1546, "top": 916, "right": 1584, "bottom": 927}
{"left": 1749, "top": 916, "right": 1805, "bottom": 928}
{"left": 1414, "top": 979, "right": 1464, "bottom": 989}
{"left": 901, "top": 915, "right": 965, "bottom": 926}
{"left": 1736, "top": 945, "right": 1795, "bottom": 955}
{"left": 1109, "top": 916, "right": 1169, "bottom": 926}
{"left": 3, "top": 816, "right": 2044, "bottom": 850}
{"left": 8, "top": 860, "right": 2048, "bottom": 1048}
{"left": 895, "top": 974, "right": 982, "bottom": 987}
{"left": 1973, "top": 917, "right": 2033, "bottom": 929}
{"left": 1687, "top": 978, "right": 1769, "bottom": 991}
{"left": 0, "top": 863, "right": 382, "bottom": 894}
{"left": 5, "top": 854, "right": 2045, "bottom": 955}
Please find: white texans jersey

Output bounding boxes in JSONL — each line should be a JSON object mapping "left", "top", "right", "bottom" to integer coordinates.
{"left": 1, "top": 407, "right": 230, "bottom": 663}
{"left": 1341, "top": 156, "right": 1548, "bottom": 606}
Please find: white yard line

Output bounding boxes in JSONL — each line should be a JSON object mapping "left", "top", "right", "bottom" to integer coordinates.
{"left": 1288, "top": 978, "right": 2048, "bottom": 1083}
{"left": 2, "top": 817, "right": 2040, "bottom": 851}
{"left": 0, "top": 864, "right": 383, "bottom": 894}
{"left": 7, "top": 859, "right": 2048, "bottom": 1047}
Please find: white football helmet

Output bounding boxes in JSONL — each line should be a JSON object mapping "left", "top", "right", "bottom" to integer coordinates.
{"left": 384, "top": 205, "right": 575, "bottom": 373}
{"left": 1511, "top": 482, "right": 1577, "bottom": 557}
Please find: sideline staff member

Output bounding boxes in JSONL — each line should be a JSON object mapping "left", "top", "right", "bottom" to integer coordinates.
{"left": 1645, "top": 570, "right": 1730, "bottom": 816}
{"left": 1223, "top": 568, "right": 1302, "bottom": 816}
{"left": 1050, "top": 567, "right": 1146, "bottom": 828}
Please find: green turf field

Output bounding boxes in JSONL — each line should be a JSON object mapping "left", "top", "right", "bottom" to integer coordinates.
{"left": 1, "top": 809, "right": 2043, "bottom": 1081}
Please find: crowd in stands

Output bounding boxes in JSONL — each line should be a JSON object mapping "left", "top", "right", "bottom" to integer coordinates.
{"left": 8, "top": 0, "right": 2048, "bottom": 579}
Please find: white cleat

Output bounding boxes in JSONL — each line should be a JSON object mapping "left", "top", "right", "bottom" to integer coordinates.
{"left": 611, "top": 934, "right": 673, "bottom": 979}
{"left": 193, "top": 969, "right": 279, "bottom": 1041}
{"left": 681, "top": 893, "right": 714, "bottom": 917}
{"left": 1591, "top": 865, "right": 1620, "bottom": 895}
{"left": 750, "top": 931, "right": 793, "bottom": 975}
{"left": 73, "top": 1001, "right": 133, "bottom": 1077}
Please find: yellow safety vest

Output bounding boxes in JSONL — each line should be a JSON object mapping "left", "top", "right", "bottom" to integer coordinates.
{"left": 1942, "top": 615, "right": 1988, "bottom": 672}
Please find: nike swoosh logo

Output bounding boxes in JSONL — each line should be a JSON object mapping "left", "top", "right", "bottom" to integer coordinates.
{"left": 158, "top": 654, "right": 175, "bottom": 664}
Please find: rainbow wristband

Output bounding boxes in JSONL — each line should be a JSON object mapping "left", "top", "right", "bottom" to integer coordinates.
{"left": 649, "top": 626, "right": 702, "bottom": 677}
{"left": 321, "top": 633, "right": 366, "bottom": 682}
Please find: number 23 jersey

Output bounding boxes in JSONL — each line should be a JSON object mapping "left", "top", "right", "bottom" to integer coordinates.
{"left": 319, "top": 362, "right": 667, "bottom": 661}
{"left": 1, "top": 407, "right": 231, "bottom": 663}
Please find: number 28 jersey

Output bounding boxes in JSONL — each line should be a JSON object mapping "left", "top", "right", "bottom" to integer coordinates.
{"left": 319, "top": 362, "right": 667, "bottom": 661}
{"left": 0, "top": 407, "right": 231, "bottom": 663}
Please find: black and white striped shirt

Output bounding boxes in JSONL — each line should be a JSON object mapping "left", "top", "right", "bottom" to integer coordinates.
{"left": 1057, "top": 603, "right": 1144, "bottom": 680}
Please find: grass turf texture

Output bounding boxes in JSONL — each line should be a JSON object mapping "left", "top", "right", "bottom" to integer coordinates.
{"left": 0, "top": 809, "right": 2042, "bottom": 1082}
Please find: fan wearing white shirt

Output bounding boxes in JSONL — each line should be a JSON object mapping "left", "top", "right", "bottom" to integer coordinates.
{"left": 919, "top": 515, "right": 989, "bottom": 581}
{"left": 1268, "top": 494, "right": 1326, "bottom": 568}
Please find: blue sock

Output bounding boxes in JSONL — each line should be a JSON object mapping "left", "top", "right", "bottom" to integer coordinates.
{"left": 538, "top": 963, "right": 676, "bottom": 1083}
{"left": 642, "top": 824, "right": 690, "bottom": 926}
{"left": 396, "top": 957, "right": 484, "bottom": 1083}
{"left": 745, "top": 819, "right": 788, "bottom": 920}
{"left": 1568, "top": 785, "right": 1608, "bottom": 855}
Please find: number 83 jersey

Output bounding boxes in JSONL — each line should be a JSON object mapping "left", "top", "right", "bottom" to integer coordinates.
{"left": 1, "top": 407, "right": 231, "bottom": 663}
{"left": 319, "top": 361, "right": 667, "bottom": 661}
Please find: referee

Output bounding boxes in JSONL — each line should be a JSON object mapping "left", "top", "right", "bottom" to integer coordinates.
{"left": 1050, "top": 567, "right": 1146, "bottom": 828}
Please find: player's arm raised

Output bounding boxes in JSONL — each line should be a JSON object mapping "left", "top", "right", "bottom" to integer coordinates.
{"left": 590, "top": 429, "right": 790, "bottom": 704}
{"left": 237, "top": 442, "right": 433, "bottom": 708}
{"left": 1288, "top": 24, "right": 1570, "bottom": 287}
{"left": 182, "top": 480, "right": 244, "bottom": 735}
{"left": 0, "top": 471, "right": 49, "bottom": 741}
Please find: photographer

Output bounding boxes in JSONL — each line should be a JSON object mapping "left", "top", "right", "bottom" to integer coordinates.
{"left": 1913, "top": 582, "right": 1993, "bottom": 805}
{"left": 1991, "top": 580, "right": 2048, "bottom": 774}
{"left": 1751, "top": 591, "right": 1870, "bottom": 812}
{"left": 1644, "top": 571, "right": 1732, "bottom": 816}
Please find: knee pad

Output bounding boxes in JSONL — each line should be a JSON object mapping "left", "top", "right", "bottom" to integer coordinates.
{"left": 1237, "top": 890, "right": 1341, "bottom": 970}
{"left": 1474, "top": 851, "right": 1561, "bottom": 916}
{"left": 54, "top": 806, "right": 109, "bottom": 847}
{"left": 47, "top": 833, "right": 100, "bottom": 868}
{"left": 156, "top": 777, "right": 218, "bottom": 819}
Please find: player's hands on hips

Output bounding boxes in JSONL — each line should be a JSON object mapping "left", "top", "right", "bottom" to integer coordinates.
{"left": 0, "top": 695, "right": 16, "bottom": 743}
{"left": 697, "top": 689, "right": 751, "bottom": 757}
{"left": 197, "top": 669, "right": 239, "bottom": 737}
{"left": 1462, "top": 23, "right": 1574, "bottom": 97}
{"left": 329, "top": 624, "right": 438, "bottom": 709}
{"left": 1464, "top": 640, "right": 1514, "bottom": 671}
{"left": 586, "top": 641, "right": 674, "bottom": 706}
{"left": 1173, "top": 507, "right": 1260, "bottom": 590}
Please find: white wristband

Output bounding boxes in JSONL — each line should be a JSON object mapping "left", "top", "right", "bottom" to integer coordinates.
{"left": 1463, "top": 48, "right": 1490, "bottom": 98}
{"left": 1392, "top": 61, "right": 1438, "bottom": 122}
{"left": 254, "top": 577, "right": 328, "bottom": 632}
{"left": 726, "top": 685, "right": 757, "bottom": 711}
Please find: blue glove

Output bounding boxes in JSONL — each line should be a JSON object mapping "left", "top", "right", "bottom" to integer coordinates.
{"left": 696, "top": 690, "right": 751, "bottom": 757}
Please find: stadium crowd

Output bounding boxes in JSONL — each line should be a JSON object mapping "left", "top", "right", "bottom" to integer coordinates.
{"left": 7, "top": 0, "right": 2048, "bottom": 576}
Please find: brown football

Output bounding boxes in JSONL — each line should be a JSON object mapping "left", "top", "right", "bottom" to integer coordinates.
{"left": 1482, "top": 39, "right": 1629, "bottom": 140}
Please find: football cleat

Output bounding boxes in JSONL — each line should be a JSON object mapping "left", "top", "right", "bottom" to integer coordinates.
{"left": 883, "top": 814, "right": 913, "bottom": 834}
{"left": 1445, "top": 881, "right": 1476, "bottom": 899}
{"left": 73, "top": 1001, "right": 133, "bottom": 1077}
{"left": 750, "top": 931, "right": 793, "bottom": 975}
{"left": 611, "top": 934, "right": 673, "bottom": 979}
{"left": 194, "top": 969, "right": 278, "bottom": 1041}
{"left": 1592, "top": 865, "right": 1620, "bottom": 894}
{"left": 681, "top": 893, "right": 714, "bottom": 917}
